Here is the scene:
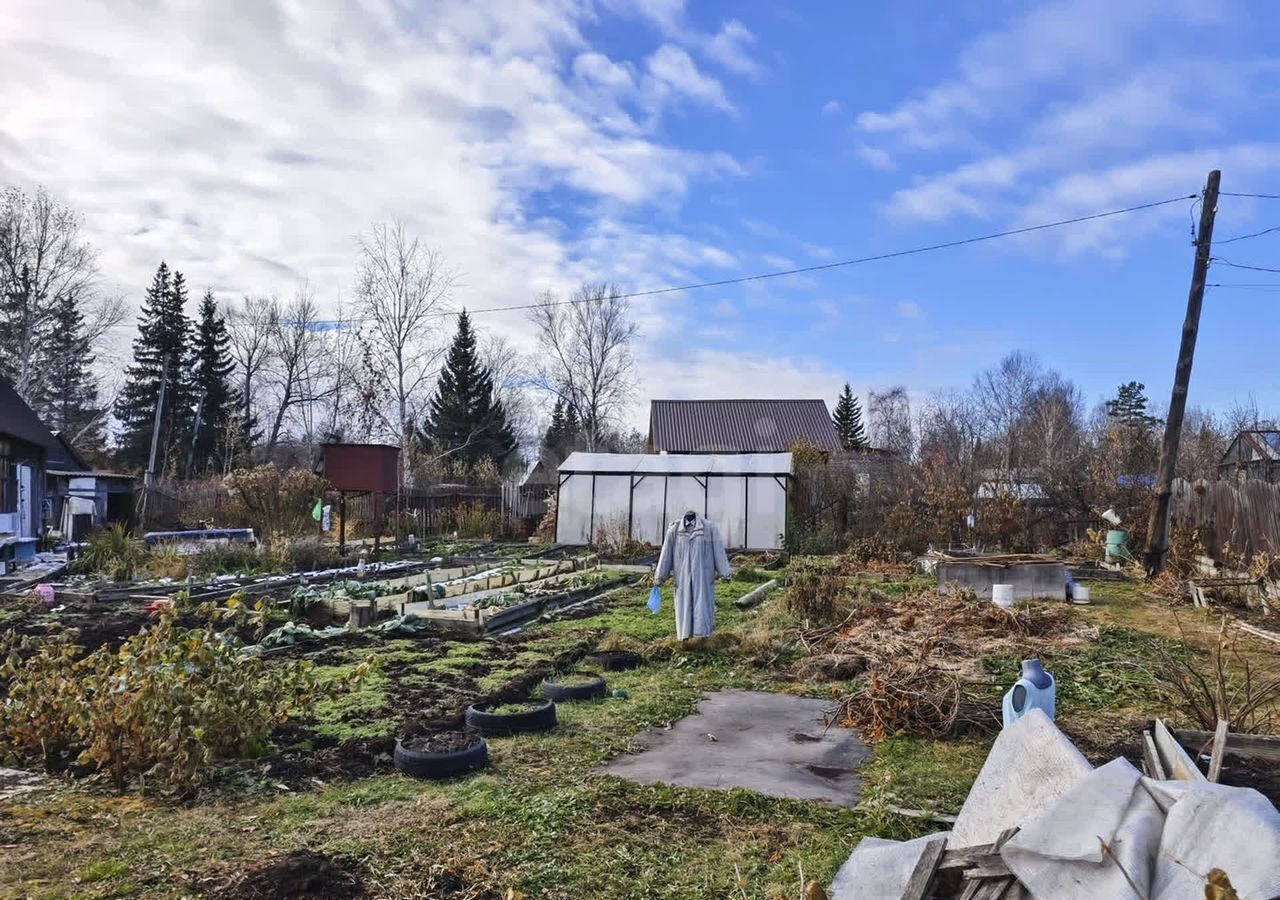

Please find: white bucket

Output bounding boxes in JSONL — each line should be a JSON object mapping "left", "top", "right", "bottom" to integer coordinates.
{"left": 1072, "top": 586, "right": 1091, "bottom": 605}
{"left": 992, "top": 584, "right": 1015, "bottom": 608}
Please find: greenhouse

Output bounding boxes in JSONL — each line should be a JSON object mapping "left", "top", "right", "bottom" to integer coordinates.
{"left": 554, "top": 452, "right": 793, "bottom": 550}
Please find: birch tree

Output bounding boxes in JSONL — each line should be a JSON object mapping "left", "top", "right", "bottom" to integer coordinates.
{"left": 226, "top": 294, "right": 277, "bottom": 449}
{"left": 354, "top": 222, "right": 454, "bottom": 469}
{"left": 528, "top": 283, "right": 637, "bottom": 451}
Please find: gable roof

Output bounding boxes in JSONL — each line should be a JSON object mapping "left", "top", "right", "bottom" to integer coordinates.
{"left": 1221, "top": 429, "right": 1280, "bottom": 465}
{"left": 649, "top": 399, "right": 841, "bottom": 454}
{"left": 0, "top": 377, "right": 60, "bottom": 452}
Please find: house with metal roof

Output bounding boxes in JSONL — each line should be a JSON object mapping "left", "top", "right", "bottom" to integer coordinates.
{"left": 1219, "top": 429, "right": 1280, "bottom": 483}
{"left": 648, "top": 399, "right": 841, "bottom": 455}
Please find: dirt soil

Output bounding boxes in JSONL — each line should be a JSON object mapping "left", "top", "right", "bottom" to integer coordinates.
{"left": 402, "top": 731, "right": 480, "bottom": 754}
{"left": 220, "top": 851, "right": 366, "bottom": 899}
{"left": 260, "top": 630, "right": 588, "bottom": 787}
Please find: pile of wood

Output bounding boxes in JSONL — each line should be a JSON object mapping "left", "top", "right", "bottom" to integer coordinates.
{"left": 902, "top": 828, "right": 1028, "bottom": 899}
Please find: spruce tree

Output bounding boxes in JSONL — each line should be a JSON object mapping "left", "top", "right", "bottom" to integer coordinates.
{"left": 187, "top": 290, "right": 239, "bottom": 476}
{"left": 832, "top": 383, "right": 868, "bottom": 450}
{"left": 32, "top": 291, "right": 105, "bottom": 458}
{"left": 1105, "top": 381, "right": 1161, "bottom": 428}
{"left": 423, "top": 310, "right": 517, "bottom": 468}
{"left": 562, "top": 403, "right": 580, "bottom": 452}
{"left": 1106, "top": 381, "right": 1162, "bottom": 474}
{"left": 114, "top": 262, "right": 193, "bottom": 473}
{"left": 543, "top": 398, "right": 566, "bottom": 460}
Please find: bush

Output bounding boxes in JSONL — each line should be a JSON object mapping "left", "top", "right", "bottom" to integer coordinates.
{"left": 224, "top": 464, "right": 329, "bottom": 547}
{"left": 71, "top": 524, "right": 146, "bottom": 581}
{"left": 454, "top": 501, "right": 502, "bottom": 539}
{"left": 783, "top": 566, "right": 849, "bottom": 623}
{"left": 0, "top": 598, "right": 364, "bottom": 794}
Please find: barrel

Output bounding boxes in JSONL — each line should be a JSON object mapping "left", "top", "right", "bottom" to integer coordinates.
{"left": 1072, "top": 586, "right": 1091, "bottom": 605}
{"left": 992, "top": 584, "right": 1015, "bottom": 608}
{"left": 1104, "top": 530, "right": 1129, "bottom": 563}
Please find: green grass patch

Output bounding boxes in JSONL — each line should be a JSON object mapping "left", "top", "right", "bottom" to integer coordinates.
{"left": 857, "top": 735, "right": 990, "bottom": 840}
{"left": 78, "top": 858, "right": 130, "bottom": 883}
{"left": 311, "top": 666, "right": 393, "bottom": 739}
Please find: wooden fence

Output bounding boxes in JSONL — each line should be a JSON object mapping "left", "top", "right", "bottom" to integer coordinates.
{"left": 1171, "top": 477, "right": 1280, "bottom": 561}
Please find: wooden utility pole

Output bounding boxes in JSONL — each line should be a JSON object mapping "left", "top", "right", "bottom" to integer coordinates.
{"left": 1144, "top": 169, "right": 1220, "bottom": 575}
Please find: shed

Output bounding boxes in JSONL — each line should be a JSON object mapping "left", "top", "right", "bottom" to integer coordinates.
{"left": 555, "top": 452, "right": 792, "bottom": 550}
{"left": 1219, "top": 430, "right": 1280, "bottom": 483}
{"left": 648, "top": 399, "right": 840, "bottom": 454}
{"left": 319, "top": 442, "right": 401, "bottom": 552}
{"left": 0, "top": 377, "right": 59, "bottom": 566}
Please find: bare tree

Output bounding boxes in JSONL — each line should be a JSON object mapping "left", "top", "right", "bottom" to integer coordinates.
{"left": 226, "top": 294, "right": 277, "bottom": 447}
{"left": 972, "top": 350, "right": 1044, "bottom": 473}
{"left": 480, "top": 333, "right": 536, "bottom": 458}
{"left": 868, "top": 386, "right": 914, "bottom": 460}
{"left": 264, "top": 286, "right": 331, "bottom": 452}
{"left": 528, "top": 283, "right": 637, "bottom": 451}
{"left": 0, "top": 186, "right": 107, "bottom": 402}
{"left": 355, "top": 222, "right": 454, "bottom": 466}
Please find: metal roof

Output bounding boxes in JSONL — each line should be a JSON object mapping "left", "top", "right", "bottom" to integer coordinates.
{"left": 0, "top": 377, "right": 60, "bottom": 452}
{"left": 648, "top": 399, "right": 840, "bottom": 454}
{"left": 559, "top": 451, "right": 793, "bottom": 475}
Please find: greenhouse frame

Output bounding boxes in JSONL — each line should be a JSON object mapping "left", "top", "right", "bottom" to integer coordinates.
{"left": 554, "top": 452, "right": 793, "bottom": 551}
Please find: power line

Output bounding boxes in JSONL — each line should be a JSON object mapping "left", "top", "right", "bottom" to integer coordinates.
{"left": 1213, "top": 257, "right": 1280, "bottom": 274}
{"left": 1214, "top": 224, "right": 1280, "bottom": 245}
{"left": 1220, "top": 191, "right": 1280, "bottom": 200}
{"left": 1207, "top": 282, "right": 1280, "bottom": 290}
{"left": 103, "top": 191, "right": 1198, "bottom": 328}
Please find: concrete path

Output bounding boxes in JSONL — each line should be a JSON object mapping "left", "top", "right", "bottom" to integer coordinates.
{"left": 599, "top": 690, "right": 869, "bottom": 806}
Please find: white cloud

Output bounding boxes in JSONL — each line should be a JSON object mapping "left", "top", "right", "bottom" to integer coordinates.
{"left": 854, "top": 143, "right": 896, "bottom": 172}
{"left": 897, "top": 301, "right": 923, "bottom": 319}
{"left": 705, "top": 20, "right": 762, "bottom": 77}
{"left": 0, "top": 0, "right": 749, "bottom": 380}
{"left": 821, "top": 100, "right": 842, "bottom": 117}
{"left": 762, "top": 253, "right": 795, "bottom": 269}
{"left": 646, "top": 44, "right": 735, "bottom": 114}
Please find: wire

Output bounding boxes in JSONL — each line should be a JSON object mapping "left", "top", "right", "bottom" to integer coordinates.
{"left": 1212, "top": 258, "right": 1280, "bottom": 274}
{"left": 1220, "top": 192, "right": 1280, "bottom": 200}
{"left": 101, "top": 191, "right": 1199, "bottom": 327}
{"left": 1215, "top": 224, "right": 1280, "bottom": 245}
{"left": 1207, "top": 282, "right": 1280, "bottom": 290}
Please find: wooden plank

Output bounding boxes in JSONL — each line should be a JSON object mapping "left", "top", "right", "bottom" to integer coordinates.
{"left": 958, "top": 877, "right": 983, "bottom": 900}
{"left": 963, "top": 863, "right": 1012, "bottom": 879}
{"left": 1208, "top": 718, "right": 1229, "bottom": 782}
{"left": 900, "top": 836, "right": 946, "bottom": 900}
{"left": 1173, "top": 728, "right": 1280, "bottom": 764}
{"left": 1154, "top": 718, "right": 1207, "bottom": 782}
{"left": 1142, "top": 730, "right": 1167, "bottom": 780}
{"left": 1233, "top": 621, "right": 1280, "bottom": 646}
{"left": 973, "top": 878, "right": 1015, "bottom": 899}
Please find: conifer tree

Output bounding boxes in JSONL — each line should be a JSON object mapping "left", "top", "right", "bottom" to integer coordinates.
{"left": 832, "top": 383, "right": 868, "bottom": 450}
{"left": 422, "top": 310, "right": 517, "bottom": 468}
{"left": 32, "top": 291, "right": 105, "bottom": 458}
{"left": 187, "top": 290, "right": 239, "bottom": 475}
{"left": 114, "top": 262, "right": 193, "bottom": 473}
{"left": 543, "top": 398, "right": 567, "bottom": 460}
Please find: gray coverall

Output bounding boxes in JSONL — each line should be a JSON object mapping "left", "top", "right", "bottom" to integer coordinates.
{"left": 655, "top": 514, "right": 732, "bottom": 640}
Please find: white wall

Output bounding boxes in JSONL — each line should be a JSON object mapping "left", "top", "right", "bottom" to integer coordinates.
{"left": 556, "top": 471, "right": 787, "bottom": 550}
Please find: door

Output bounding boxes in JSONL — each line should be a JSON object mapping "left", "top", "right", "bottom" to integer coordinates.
{"left": 16, "top": 464, "right": 33, "bottom": 538}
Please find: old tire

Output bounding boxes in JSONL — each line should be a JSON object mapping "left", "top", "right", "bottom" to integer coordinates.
{"left": 583, "top": 650, "right": 643, "bottom": 672}
{"left": 540, "top": 675, "right": 607, "bottom": 702}
{"left": 465, "top": 700, "right": 558, "bottom": 737}
{"left": 393, "top": 736, "right": 488, "bottom": 779}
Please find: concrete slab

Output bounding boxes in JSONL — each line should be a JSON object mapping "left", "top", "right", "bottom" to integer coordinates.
{"left": 599, "top": 690, "right": 869, "bottom": 806}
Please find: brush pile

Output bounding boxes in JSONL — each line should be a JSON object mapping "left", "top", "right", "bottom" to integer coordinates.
{"left": 800, "top": 586, "right": 1083, "bottom": 742}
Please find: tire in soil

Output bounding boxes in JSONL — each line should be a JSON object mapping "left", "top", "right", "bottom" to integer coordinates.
{"left": 540, "top": 675, "right": 608, "bottom": 702}
{"left": 465, "top": 700, "right": 558, "bottom": 736}
{"left": 584, "top": 650, "right": 643, "bottom": 671}
{"left": 393, "top": 737, "right": 489, "bottom": 779}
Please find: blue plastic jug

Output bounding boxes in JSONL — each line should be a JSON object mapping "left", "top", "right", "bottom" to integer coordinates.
{"left": 647, "top": 586, "right": 662, "bottom": 614}
{"left": 1002, "top": 658, "right": 1056, "bottom": 728}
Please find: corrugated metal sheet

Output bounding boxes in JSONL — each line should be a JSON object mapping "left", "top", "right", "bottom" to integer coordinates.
{"left": 649, "top": 399, "right": 840, "bottom": 454}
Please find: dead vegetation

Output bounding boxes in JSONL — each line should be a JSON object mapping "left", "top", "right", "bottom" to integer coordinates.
{"left": 1155, "top": 615, "right": 1280, "bottom": 733}
{"left": 792, "top": 585, "right": 1082, "bottom": 742}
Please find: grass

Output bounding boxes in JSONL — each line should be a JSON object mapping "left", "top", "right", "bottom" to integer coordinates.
{"left": 311, "top": 666, "right": 393, "bottom": 740}
{"left": 0, "top": 569, "right": 1212, "bottom": 898}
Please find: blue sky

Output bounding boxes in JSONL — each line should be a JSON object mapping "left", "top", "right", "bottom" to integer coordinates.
{"left": 4, "top": 0, "right": 1280, "bottom": 426}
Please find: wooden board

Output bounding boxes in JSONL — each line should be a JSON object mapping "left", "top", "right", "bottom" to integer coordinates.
{"left": 1173, "top": 727, "right": 1280, "bottom": 764}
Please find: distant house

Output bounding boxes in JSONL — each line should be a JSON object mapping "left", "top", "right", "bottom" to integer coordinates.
{"left": 1219, "top": 429, "right": 1280, "bottom": 483}
{"left": 0, "top": 377, "right": 59, "bottom": 566}
{"left": 648, "top": 399, "right": 841, "bottom": 455}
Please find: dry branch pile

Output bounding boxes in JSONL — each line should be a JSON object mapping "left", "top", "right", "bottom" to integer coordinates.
{"left": 800, "top": 587, "right": 1082, "bottom": 742}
